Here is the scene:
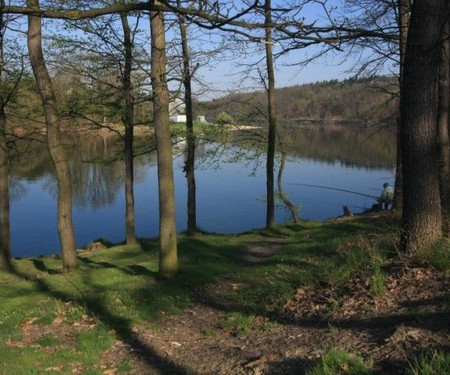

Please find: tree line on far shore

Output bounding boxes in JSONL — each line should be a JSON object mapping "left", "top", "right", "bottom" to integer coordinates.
{"left": 197, "top": 76, "right": 398, "bottom": 127}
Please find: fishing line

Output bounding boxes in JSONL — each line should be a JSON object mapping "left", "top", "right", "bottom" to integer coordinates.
{"left": 292, "top": 183, "right": 379, "bottom": 200}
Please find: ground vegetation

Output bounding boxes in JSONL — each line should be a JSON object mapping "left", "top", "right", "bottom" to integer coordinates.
{"left": 0, "top": 217, "right": 448, "bottom": 374}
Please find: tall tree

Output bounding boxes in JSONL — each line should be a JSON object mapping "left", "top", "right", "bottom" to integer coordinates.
{"left": 400, "top": 0, "right": 448, "bottom": 252}
{"left": 392, "top": 0, "right": 410, "bottom": 211}
{"left": 264, "top": 0, "right": 276, "bottom": 229}
{"left": 49, "top": 9, "right": 151, "bottom": 245}
{"left": 121, "top": 12, "right": 138, "bottom": 245}
{"left": 0, "top": 2, "right": 11, "bottom": 269}
{"left": 438, "top": 22, "right": 450, "bottom": 237}
{"left": 27, "top": 0, "right": 77, "bottom": 271}
{"left": 177, "top": 2, "right": 197, "bottom": 236}
{"left": 150, "top": 0, "right": 178, "bottom": 278}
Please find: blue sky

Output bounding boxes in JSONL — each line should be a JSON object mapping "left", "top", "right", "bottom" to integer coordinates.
{"left": 8, "top": 0, "right": 395, "bottom": 100}
{"left": 184, "top": 0, "right": 397, "bottom": 99}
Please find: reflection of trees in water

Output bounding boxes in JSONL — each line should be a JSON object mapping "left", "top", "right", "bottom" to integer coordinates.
{"left": 279, "top": 125, "right": 396, "bottom": 170}
{"left": 67, "top": 137, "right": 122, "bottom": 209}
{"left": 191, "top": 139, "right": 266, "bottom": 175}
{"left": 71, "top": 162, "right": 122, "bottom": 209}
{"left": 10, "top": 135, "right": 150, "bottom": 210}
{"left": 10, "top": 126, "right": 396, "bottom": 211}
{"left": 8, "top": 178, "right": 26, "bottom": 202}
{"left": 191, "top": 126, "right": 395, "bottom": 175}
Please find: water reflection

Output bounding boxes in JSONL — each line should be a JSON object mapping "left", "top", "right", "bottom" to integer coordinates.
{"left": 281, "top": 125, "right": 396, "bottom": 169}
{"left": 9, "top": 126, "right": 395, "bottom": 257}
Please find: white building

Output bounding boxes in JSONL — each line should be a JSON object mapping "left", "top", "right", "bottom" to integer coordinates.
{"left": 170, "top": 114, "right": 187, "bottom": 123}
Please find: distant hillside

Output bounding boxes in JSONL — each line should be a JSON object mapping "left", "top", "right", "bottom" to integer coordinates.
{"left": 196, "top": 76, "right": 398, "bottom": 127}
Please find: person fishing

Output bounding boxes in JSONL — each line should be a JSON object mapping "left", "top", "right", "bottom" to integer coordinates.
{"left": 378, "top": 183, "right": 394, "bottom": 210}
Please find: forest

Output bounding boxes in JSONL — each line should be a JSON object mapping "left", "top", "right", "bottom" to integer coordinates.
{"left": 197, "top": 76, "right": 398, "bottom": 127}
{"left": 0, "top": 1, "right": 449, "bottom": 374}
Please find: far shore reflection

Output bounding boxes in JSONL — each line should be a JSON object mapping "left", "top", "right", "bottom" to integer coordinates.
{"left": 10, "top": 124, "right": 396, "bottom": 257}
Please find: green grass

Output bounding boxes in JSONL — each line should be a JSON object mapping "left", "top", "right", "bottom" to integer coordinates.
{"left": 220, "top": 312, "right": 256, "bottom": 337}
{"left": 0, "top": 218, "right": 422, "bottom": 373}
{"left": 418, "top": 238, "right": 450, "bottom": 271}
{"left": 407, "top": 350, "right": 450, "bottom": 375}
{"left": 308, "top": 349, "right": 373, "bottom": 375}
{"left": 370, "top": 263, "right": 386, "bottom": 296}
{"left": 36, "top": 334, "right": 62, "bottom": 347}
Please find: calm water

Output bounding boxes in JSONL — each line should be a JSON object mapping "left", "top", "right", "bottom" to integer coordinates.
{"left": 9, "top": 126, "right": 396, "bottom": 257}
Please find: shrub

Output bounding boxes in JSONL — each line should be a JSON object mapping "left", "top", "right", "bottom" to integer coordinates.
{"left": 216, "top": 111, "right": 234, "bottom": 125}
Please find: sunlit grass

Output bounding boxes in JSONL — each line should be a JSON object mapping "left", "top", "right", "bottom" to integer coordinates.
{"left": 0, "top": 219, "right": 411, "bottom": 373}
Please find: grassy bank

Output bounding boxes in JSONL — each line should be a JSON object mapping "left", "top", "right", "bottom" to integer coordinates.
{"left": 1, "top": 218, "right": 448, "bottom": 374}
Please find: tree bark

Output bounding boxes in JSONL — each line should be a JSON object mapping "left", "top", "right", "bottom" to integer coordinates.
{"left": 0, "top": 113, "right": 11, "bottom": 269}
{"left": 150, "top": 1, "right": 178, "bottom": 278}
{"left": 400, "top": 0, "right": 447, "bottom": 252}
{"left": 438, "top": 22, "right": 450, "bottom": 237}
{"left": 27, "top": 0, "right": 77, "bottom": 271}
{"left": 393, "top": 0, "right": 410, "bottom": 211}
{"left": 0, "top": 5, "right": 11, "bottom": 269}
{"left": 265, "top": 0, "right": 276, "bottom": 229}
{"left": 277, "top": 152, "right": 300, "bottom": 223}
{"left": 178, "top": 7, "right": 197, "bottom": 236}
{"left": 121, "top": 13, "right": 137, "bottom": 245}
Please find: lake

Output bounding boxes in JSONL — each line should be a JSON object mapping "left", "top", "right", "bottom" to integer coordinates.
{"left": 9, "top": 125, "right": 396, "bottom": 257}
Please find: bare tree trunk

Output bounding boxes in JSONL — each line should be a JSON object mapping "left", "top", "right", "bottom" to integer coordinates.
{"left": 277, "top": 151, "right": 300, "bottom": 223}
{"left": 400, "top": 0, "right": 447, "bottom": 252}
{"left": 0, "top": 113, "right": 11, "bottom": 269}
{"left": 150, "top": 2, "right": 178, "bottom": 278}
{"left": 438, "top": 22, "right": 450, "bottom": 237}
{"left": 393, "top": 0, "right": 410, "bottom": 211}
{"left": 265, "top": 0, "right": 276, "bottom": 229}
{"left": 27, "top": 0, "right": 77, "bottom": 271}
{"left": 0, "top": 6, "right": 11, "bottom": 269}
{"left": 178, "top": 8, "right": 197, "bottom": 236}
{"left": 121, "top": 13, "right": 137, "bottom": 245}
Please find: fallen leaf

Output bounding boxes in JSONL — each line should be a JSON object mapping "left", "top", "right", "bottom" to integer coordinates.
{"left": 53, "top": 316, "right": 64, "bottom": 326}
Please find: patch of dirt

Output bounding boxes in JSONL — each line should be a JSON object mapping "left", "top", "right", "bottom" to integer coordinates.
{"left": 17, "top": 243, "right": 450, "bottom": 374}
{"left": 236, "top": 241, "right": 286, "bottom": 266}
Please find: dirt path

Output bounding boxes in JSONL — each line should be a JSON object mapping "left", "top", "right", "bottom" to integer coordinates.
{"left": 17, "top": 243, "right": 450, "bottom": 374}
{"left": 98, "top": 244, "right": 450, "bottom": 374}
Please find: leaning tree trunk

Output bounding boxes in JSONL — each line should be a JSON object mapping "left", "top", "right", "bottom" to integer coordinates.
{"left": 27, "top": 0, "right": 77, "bottom": 271}
{"left": 265, "top": 0, "right": 276, "bottom": 229}
{"left": 438, "top": 23, "right": 450, "bottom": 237}
{"left": 400, "top": 0, "right": 447, "bottom": 252}
{"left": 178, "top": 8, "right": 197, "bottom": 236}
{"left": 277, "top": 151, "right": 300, "bottom": 223}
{"left": 150, "top": 2, "right": 178, "bottom": 278}
{"left": 121, "top": 13, "right": 137, "bottom": 245}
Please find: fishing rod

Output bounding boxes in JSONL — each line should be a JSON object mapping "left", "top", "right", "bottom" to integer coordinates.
{"left": 293, "top": 183, "right": 379, "bottom": 200}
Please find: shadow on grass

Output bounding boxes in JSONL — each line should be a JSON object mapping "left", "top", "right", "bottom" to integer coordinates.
{"left": 31, "top": 258, "right": 62, "bottom": 275}
{"left": 77, "top": 256, "right": 154, "bottom": 277}
{"left": 5, "top": 235, "right": 247, "bottom": 373}
{"left": 7, "top": 221, "right": 446, "bottom": 374}
{"left": 8, "top": 264, "right": 191, "bottom": 374}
